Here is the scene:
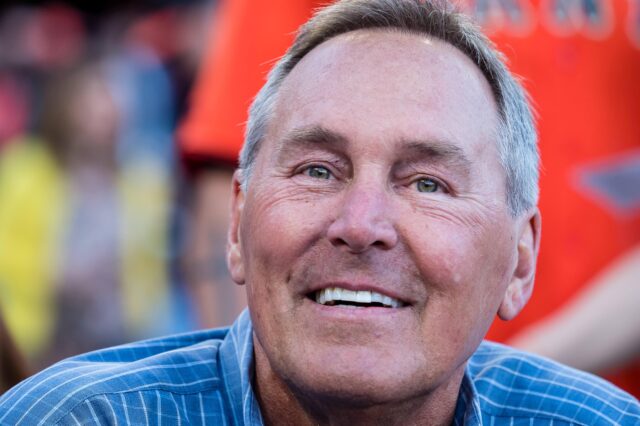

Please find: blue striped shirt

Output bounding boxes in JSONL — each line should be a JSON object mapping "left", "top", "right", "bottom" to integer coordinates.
{"left": 1, "top": 309, "right": 638, "bottom": 425}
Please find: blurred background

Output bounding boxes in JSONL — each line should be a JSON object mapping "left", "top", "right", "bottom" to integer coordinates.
{"left": 0, "top": 0, "right": 638, "bottom": 400}
{"left": 0, "top": 0, "right": 236, "bottom": 390}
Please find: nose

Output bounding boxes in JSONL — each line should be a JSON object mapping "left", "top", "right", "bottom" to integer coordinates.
{"left": 327, "top": 184, "right": 398, "bottom": 253}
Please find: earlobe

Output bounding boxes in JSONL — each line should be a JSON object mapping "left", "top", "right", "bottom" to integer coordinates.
{"left": 226, "top": 170, "right": 246, "bottom": 285}
{"left": 498, "top": 209, "right": 541, "bottom": 321}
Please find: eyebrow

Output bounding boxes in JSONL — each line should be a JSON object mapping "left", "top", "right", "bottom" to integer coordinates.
{"left": 277, "top": 126, "right": 348, "bottom": 154}
{"left": 276, "top": 125, "right": 472, "bottom": 175}
{"left": 397, "top": 139, "right": 472, "bottom": 175}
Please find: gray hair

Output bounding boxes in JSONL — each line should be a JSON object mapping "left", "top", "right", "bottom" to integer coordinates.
{"left": 240, "top": 0, "right": 539, "bottom": 216}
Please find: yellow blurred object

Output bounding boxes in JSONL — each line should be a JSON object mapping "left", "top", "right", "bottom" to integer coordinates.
{"left": 0, "top": 139, "right": 67, "bottom": 358}
{"left": 119, "top": 160, "right": 171, "bottom": 337}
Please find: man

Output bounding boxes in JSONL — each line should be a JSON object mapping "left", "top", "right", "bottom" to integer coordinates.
{"left": 1, "top": 0, "right": 638, "bottom": 424}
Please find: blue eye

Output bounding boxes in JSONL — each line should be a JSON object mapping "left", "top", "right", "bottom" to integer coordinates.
{"left": 305, "top": 166, "right": 332, "bottom": 179}
{"left": 416, "top": 178, "right": 439, "bottom": 193}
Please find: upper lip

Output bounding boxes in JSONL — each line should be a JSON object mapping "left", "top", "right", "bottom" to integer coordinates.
{"left": 306, "top": 280, "right": 411, "bottom": 305}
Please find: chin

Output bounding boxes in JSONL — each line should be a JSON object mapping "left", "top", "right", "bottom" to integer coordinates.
{"left": 282, "top": 351, "right": 431, "bottom": 408}
{"left": 291, "top": 377, "right": 410, "bottom": 409}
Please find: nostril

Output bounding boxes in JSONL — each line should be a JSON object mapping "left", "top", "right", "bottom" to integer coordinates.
{"left": 328, "top": 224, "right": 394, "bottom": 253}
{"left": 331, "top": 236, "right": 349, "bottom": 247}
{"left": 329, "top": 235, "right": 366, "bottom": 253}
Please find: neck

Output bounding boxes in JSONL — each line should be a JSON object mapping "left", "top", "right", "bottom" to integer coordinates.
{"left": 253, "top": 340, "right": 463, "bottom": 426}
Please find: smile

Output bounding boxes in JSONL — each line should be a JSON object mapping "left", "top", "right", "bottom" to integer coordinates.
{"left": 314, "top": 287, "right": 405, "bottom": 308}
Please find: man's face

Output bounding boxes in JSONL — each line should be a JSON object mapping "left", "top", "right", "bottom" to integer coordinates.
{"left": 228, "top": 30, "right": 537, "bottom": 405}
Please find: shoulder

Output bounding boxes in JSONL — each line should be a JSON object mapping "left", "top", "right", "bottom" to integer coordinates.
{"left": 468, "top": 341, "right": 640, "bottom": 425}
{"left": 0, "top": 328, "right": 229, "bottom": 425}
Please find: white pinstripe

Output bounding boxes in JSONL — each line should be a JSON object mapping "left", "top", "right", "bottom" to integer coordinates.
{"left": 69, "top": 410, "right": 82, "bottom": 425}
{"left": 120, "top": 392, "right": 131, "bottom": 425}
{"left": 140, "top": 391, "right": 149, "bottom": 426}
{"left": 470, "top": 349, "right": 630, "bottom": 400}
{"left": 86, "top": 399, "right": 100, "bottom": 424}
{"left": 198, "top": 392, "right": 205, "bottom": 426}
{"left": 156, "top": 390, "right": 162, "bottom": 426}
{"left": 477, "top": 393, "right": 615, "bottom": 426}
{"left": 471, "top": 362, "right": 638, "bottom": 417}
{"left": 169, "top": 391, "right": 182, "bottom": 426}
{"left": 215, "top": 391, "right": 229, "bottom": 426}
{"left": 103, "top": 394, "right": 119, "bottom": 426}
{"left": 4, "top": 343, "right": 219, "bottom": 425}
{"left": 181, "top": 394, "right": 188, "bottom": 423}
{"left": 2, "top": 363, "right": 102, "bottom": 423}
{"left": 34, "top": 359, "right": 214, "bottom": 425}
{"left": 475, "top": 376, "right": 627, "bottom": 424}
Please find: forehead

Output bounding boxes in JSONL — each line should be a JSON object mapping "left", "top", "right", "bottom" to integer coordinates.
{"left": 267, "top": 29, "right": 499, "bottom": 163}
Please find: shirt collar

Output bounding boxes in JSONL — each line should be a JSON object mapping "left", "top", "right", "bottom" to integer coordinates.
{"left": 221, "top": 309, "right": 482, "bottom": 426}
{"left": 219, "top": 309, "right": 264, "bottom": 426}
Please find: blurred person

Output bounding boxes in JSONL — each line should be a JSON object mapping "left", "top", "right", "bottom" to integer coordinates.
{"left": 1, "top": 1, "right": 639, "bottom": 424}
{"left": 107, "top": 44, "right": 177, "bottom": 338}
{"left": 36, "top": 59, "right": 125, "bottom": 364}
{"left": 0, "top": 136, "right": 66, "bottom": 363}
{"left": 123, "top": 1, "right": 214, "bottom": 116}
{"left": 50, "top": 48, "right": 186, "bottom": 353}
{"left": 111, "top": 1, "right": 219, "bottom": 334}
{"left": 0, "top": 3, "right": 93, "bottom": 363}
{"left": 0, "top": 54, "right": 177, "bottom": 368}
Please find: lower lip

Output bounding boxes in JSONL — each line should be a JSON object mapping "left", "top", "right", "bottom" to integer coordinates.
{"left": 303, "top": 297, "right": 409, "bottom": 320}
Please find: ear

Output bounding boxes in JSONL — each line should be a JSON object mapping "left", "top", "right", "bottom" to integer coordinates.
{"left": 226, "top": 170, "right": 246, "bottom": 285}
{"left": 498, "top": 208, "right": 541, "bottom": 321}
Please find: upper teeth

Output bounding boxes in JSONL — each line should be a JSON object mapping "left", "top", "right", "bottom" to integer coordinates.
{"left": 315, "top": 287, "right": 403, "bottom": 308}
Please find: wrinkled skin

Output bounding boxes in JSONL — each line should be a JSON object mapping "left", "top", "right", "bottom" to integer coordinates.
{"left": 227, "top": 30, "right": 540, "bottom": 425}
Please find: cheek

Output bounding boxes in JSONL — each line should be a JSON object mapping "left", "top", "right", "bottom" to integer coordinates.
{"left": 410, "top": 215, "right": 516, "bottom": 321}
{"left": 240, "top": 187, "right": 332, "bottom": 299}
{"left": 409, "top": 221, "right": 516, "bottom": 366}
{"left": 415, "top": 209, "right": 514, "bottom": 283}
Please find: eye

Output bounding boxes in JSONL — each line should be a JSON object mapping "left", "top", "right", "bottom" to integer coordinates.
{"left": 305, "top": 165, "right": 332, "bottom": 180}
{"left": 415, "top": 177, "right": 441, "bottom": 193}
